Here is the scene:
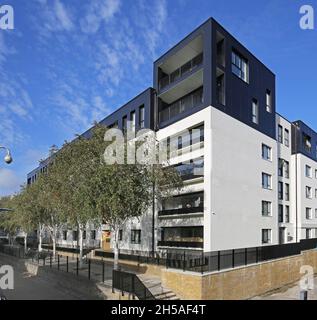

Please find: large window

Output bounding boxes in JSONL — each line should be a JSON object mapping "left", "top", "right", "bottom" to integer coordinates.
{"left": 130, "top": 111, "right": 136, "bottom": 132}
{"left": 139, "top": 106, "right": 145, "bottom": 129}
{"left": 262, "top": 144, "right": 271, "bottom": 161}
{"left": 285, "top": 206, "right": 290, "bottom": 223}
{"left": 305, "top": 165, "right": 312, "bottom": 178}
{"left": 306, "top": 208, "right": 312, "bottom": 220}
{"left": 306, "top": 228, "right": 312, "bottom": 239}
{"left": 174, "top": 157, "right": 204, "bottom": 181}
{"left": 306, "top": 186, "right": 312, "bottom": 199}
{"left": 161, "top": 192, "right": 204, "bottom": 212}
{"left": 252, "top": 99, "right": 259, "bottom": 124}
{"left": 262, "top": 229, "right": 272, "bottom": 244}
{"left": 131, "top": 230, "right": 141, "bottom": 244}
{"left": 161, "top": 226, "right": 203, "bottom": 243}
{"left": 266, "top": 90, "right": 272, "bottom": 113}
{"left": 262, "top": 201, "right": 272, "bottom": 217}
{"left": 284, "top": 129, "right": 289, "bottom": 147}
{"left": 262, "top": 173, "right": 272, "bottom": 190}
{"left": 285, "top": 183, "right": 290, "bottom": 201}
{"left": 122, "top": 116, "right": 127, "bottom": 134}
{"left": 278, "top": 125, "right": 283, "bottom": 143}
{"left": 278, "top": 182, "right": 283, "bottom": 200}
{"left": 303, "top": 133, "right": 312, "bottom": 152}
{"left": 231, "top": 50, "right": 248, "bottom": 82}
{"left": 278, "top": 205, "right": 283, "bottom": 223}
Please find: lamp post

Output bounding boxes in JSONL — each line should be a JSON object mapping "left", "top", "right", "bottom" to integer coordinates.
{"left": 0, "top": 146, "right": 13, "bottom": 164}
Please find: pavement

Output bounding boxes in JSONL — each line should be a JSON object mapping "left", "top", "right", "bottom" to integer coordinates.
{"left": 252, "top": 277, "right": 317, "bottom": 300}
{"left": 0, "top": 253, "right": 113, "bottom": 300}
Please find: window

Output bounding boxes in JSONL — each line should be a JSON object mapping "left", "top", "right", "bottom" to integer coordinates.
{"left": 122, "top": 116, "right": 127, "bottom": 134}
{"left": 91, "top": 230, "right": 96, "bottom": 240}
{"left": 278, "top": 205, "right": 284, "bottom": 223}
{"left": 232, "top": 50, "right": 248, "bottom": 82}
{"left": 285, "top": 183, "right": 290, "bottom": 201}
{"left": 262, "top": 144, "right": 271, "bottom": 161}
{"left": 130, "top": 111, "right": 136, "bottom": 132}
{"left": 139, "top": 106, "right": 145, "bottom": 129}
{"left": 73, "top": 231, "right": 78, "bottom": 241}
{"left": 284, "top": 129, "right": 289, "bottom": 147}
{"left": 305, "top": 165, "right": 312, "bottom": 178}
{"left": 315, "top": 209, "right": 317, "bottom": 219}
{"left": 131, "top": 230, "right": 141, "bottom": 244}
{"left": 119, "top": 230, "right": 123, "bottom": 241}
{"left": 284, "top": 161, "right": 289, "bottom": 178}
{"left": 262, "top": 201, "right": 272, "bottom": 216}
{"left": 285, "top": 205, "right": 290, "bottom": 223}
{"left": 278, "top": 158, "right": 284, "bottom": 177}
{"left": 83, "top": 230, "right": 86, "bottom": 240}
{"left": 306, "top": 186, "right": 312, "bottom": 199}
{"left": 306, "top": 228, "right": 312, "bottom": 239}
{"left": 306, "top": 208, "right": 312, "bottom": 220}
{"left": 315, "top": 189, "right": 317, "bottom": 198}
{"left": 278, "top": 125, "right": 283, "bottom": 143}
{"left": 63, "top": 231, "right": 67, "bottom": 241}
{"left": 262, "top": 173, "right": 272, "bottom": 189}
{"left": 266, "top": 90, "right": 272, "bottom": 113}
{"left": 262, "top": 229, "right": 272, "bottom": 244}
{"left": 303, "top": 133, "right": 312, "bottom": 152}
{"left": 315, "top": 169, "right": 317, "bottom": 179}
{"left": 278, "top": 182, "right": 283, "bottom": 200}
{"left": 252, "top": 99, "right": 259, "bottom": 124}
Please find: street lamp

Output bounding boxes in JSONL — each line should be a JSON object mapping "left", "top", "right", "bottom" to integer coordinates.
{"left": 0, "top": 146, "right": 13, "bottom": 164}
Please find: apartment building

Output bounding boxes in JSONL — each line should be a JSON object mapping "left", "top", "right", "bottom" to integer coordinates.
{"left": 27, "top": 18, "right": 317, "bottom": 254}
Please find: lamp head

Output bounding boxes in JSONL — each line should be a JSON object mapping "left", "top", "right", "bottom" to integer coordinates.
{"left": 4, "top": 152, "right": 12, "bottom": 164}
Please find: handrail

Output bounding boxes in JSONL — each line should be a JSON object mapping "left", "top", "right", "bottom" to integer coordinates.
{"left": 112, "top": 270, "right": 156, "bottom": 300}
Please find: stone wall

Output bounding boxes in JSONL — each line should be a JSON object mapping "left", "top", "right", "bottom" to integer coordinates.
{"left": 161, "top": 249, "right": 317, "bottom": 300}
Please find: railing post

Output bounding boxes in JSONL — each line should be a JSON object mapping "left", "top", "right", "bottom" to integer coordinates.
{"left": 256, "top": 247, "right": 259, "bottom": 263}
{"left": 66, "top": 256, "right": 69, "bottom": 272}
{"left": 76, "top": 257, "right": 79, "bottom": 276}
{"left": 201, "top": 251, "right": 204, "bottom": 274}
{"left": 43, "top": 257, "right": 45, "bottom": 266}
{"left": 88, "top": 259, "right": 91, "bottom": 280}
{"left": 245, "top": 248, "right": 248, "bottom": 265}
{"left": 132, "top": 275, "right": 135, "bottom": 300}
{"left": 102, "top": 261, "right": 105, "bottom": 283}
{"left": 232, "top": 249, "right": 235, "bottom": 268}
{"left": 57, "top": 254, "right": 60, "bottom": 270}
{"left": 218, "top": 251, "right": 221, "bottom": 271}
{"left": 50, "top": 254, "right": 52, "bottom": 268}
{"left": 183, "top": 250, "right": 186, "bottom": 272}
{"left": 166, "top": 251, "right": 168, "bottom": 269}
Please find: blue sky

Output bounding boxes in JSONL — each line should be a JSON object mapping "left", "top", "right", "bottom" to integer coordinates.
{"left": 0, "top": 0, "right": 316, "bottom": 196}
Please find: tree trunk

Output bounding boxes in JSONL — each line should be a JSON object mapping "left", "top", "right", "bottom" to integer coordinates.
{"left": 52, "top": 236, "right": 56, "bottom": 260}
{"left": 38, "top": 225, "right": 43, "bottom": 252}
{"left": 114, "top": 228, "right": 120, "bottom": 270}
{"left": 79, "top": 226, "right": 84, "bottom": 268}
{"left": 24, "top": 233, "right": 28, "bottom": 254}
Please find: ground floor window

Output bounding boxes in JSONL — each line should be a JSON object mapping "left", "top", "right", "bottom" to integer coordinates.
{"left": 131, "top": 230, "right": 141, "bottom": 244}
{"left": 262, "top": 229, "right": 272, "bottom": 244}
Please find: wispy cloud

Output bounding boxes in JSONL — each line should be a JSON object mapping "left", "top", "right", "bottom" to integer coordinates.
{"left": 0, "top": 168, "right": 22, "bottom": 196}
{"left": 80, "top": 0, "right": 121, "bottom": 33}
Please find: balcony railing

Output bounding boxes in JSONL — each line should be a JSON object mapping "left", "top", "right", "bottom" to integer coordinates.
{"left": 158, "top": 241, "right": 203, "bottom": 249}
{"left": 159, "top": 53, "right": 203, "bottom": 91}
{"left": 159, "top": 87, "right": 203, "bottom": 123}
{"left": 158, "top": 206, "right": 204, "bottom": 217}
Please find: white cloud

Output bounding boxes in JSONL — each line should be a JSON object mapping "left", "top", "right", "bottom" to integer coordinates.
{"left": 80, "top": 0, "right": 121, "bottom": 33}
{"left": 54, "top": 0, "right": 74, "bottom": 31}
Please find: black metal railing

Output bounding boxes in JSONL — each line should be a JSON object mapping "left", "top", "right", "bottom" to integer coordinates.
{"left": 112, "top": 270, "right": 155, "bottom": 300}
{"left": 158, "top": 206, "right": 204, "bottom": 217}
{"left": 158, "top": 241, "right": 204, "bottom": 249}
{"left": 159, "top": 87, "right": 203, "bottom": 123}
{"left": 159, "top": 53, "right": 203, "bottom": 90}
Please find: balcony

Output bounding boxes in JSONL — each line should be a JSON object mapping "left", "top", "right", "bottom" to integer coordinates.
{"left": 159, "top": 87, "right": 203, "bottom": 124}
{"left": 158, "top": 206, "right": 204, "bottom": 217}
{"left": 159, "top": 53, "right": 203, "bottom": 91}
{"left": 157, "top": 241, "right": 203, "bottom": 249}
